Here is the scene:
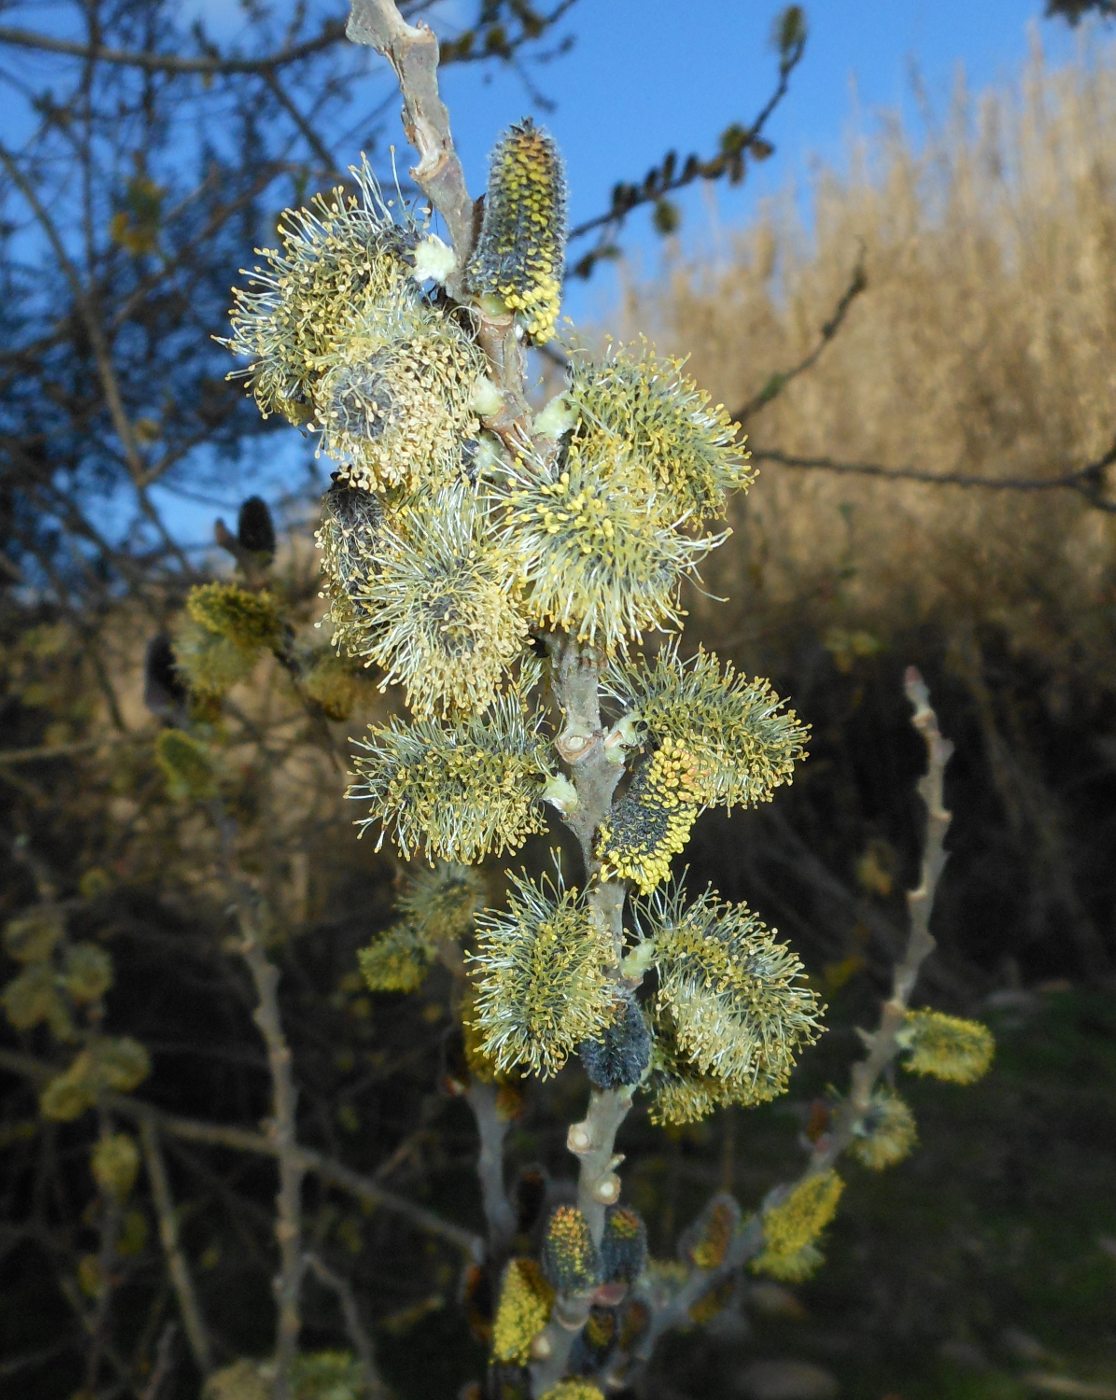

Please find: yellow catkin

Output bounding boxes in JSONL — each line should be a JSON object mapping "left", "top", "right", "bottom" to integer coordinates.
{"left": 751, "top": 1171, "right": 843, "bottom": 1277}
{"left": 901, "top": 1009, "right": 994, "bottom": 1084}
{"left": 491, "top": 1258, "right": 554, "bottom": 1364}
{"left": 598, "top": 738, "right": 702, "bottom": 893}
{"left": 469, "top": 119, "right": 567, "bottom": 343}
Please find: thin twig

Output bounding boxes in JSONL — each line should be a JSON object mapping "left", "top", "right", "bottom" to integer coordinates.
{"left": 734, "top": 254, "right": 867, "bottom": 423}
{"left": 0, "top": 21, "right": 347, "bottom": 75}
{"left": 750, "top": 434, "right": 1116, "bottom": 511}
{"left": 139, "top": 1120, "right": 214, "bottom": 1376}
{"left": 138, "top": 1323, "right": 179, "bottom": 1400}
{"left": 222, "top": 852, "right": 305, "bottom": 1400}
{"left": 305, "top": 1253, "right": 392, "bottom": 1399}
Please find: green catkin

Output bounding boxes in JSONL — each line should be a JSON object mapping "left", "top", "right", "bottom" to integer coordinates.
{"left": 644, "top": 886, "right": 824, "bottom": 1088}
{"left": 155, "top": 729, "right": 219, "bottom": 801}
{"left": 604, "top": 643, "right": 809, "bottom": 811}
{"left": 357, "top": 923, "right": 432, "bottom": 994}
{"left": 185, "top": 582, "right": 281, "bottom": 652}
{"left": 469, "top": 119, "right": 568, "bottom": 343}
{"left": 91, "top": 1132, "right": 140, "bottom": 1200}
{"left": 850, "top": 1088, "right": 918, "bottom": 1170}
{"left": 565, "top": 340, "right": 755, "bottom": 523}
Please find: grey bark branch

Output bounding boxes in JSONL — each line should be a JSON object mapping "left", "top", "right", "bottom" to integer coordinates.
{"left": 346, "top": 0, "right": 475, "bottom": 262}
{"left": 139, "top": 1120, "right": 214, "bottom": 1376}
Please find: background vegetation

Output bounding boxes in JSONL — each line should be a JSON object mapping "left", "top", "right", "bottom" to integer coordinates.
{"left": 1, "top": 4, "right": 1114, "bottom": 1398}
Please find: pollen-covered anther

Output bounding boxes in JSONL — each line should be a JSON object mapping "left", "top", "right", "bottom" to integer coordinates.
{"left": 565, "top": 338, "right": 754, "bottom": 524}
{"left": 468, "top": 118, "right": 568, "bottom": 344}
{"left": 469, "top": 872, "right": 616, "bottom": 1078}
{"left": 597, "top": 737, "right": 704, "bottom": 893}
{"left": 223, "top": 155, "right": 421, "bottom": 423}
{"left": 491, "top": 1258, "right": 555, "bottom": 1364}
{"left": 313, "top": 305, "right": 485, "bottom": 495}
{"left": 751, "top": 1171, "right": 844, "bottom": 1279}
{"left": 482, "top": 442, "right": 716, "bottom": 654}
{"left": 542, "top": 1205, "right": 602, "bottom": 1294}
{"left": 347, "top": 686, "right": 553, "bottom": 863}
{"left": 603, "top": 643, "right": 809, "bottom": 811}
{"left": 337, "top": 483, "right": 528, "bottom": 718}
{"left": 641, "top": 885, "right": 823, "bottom": 1104}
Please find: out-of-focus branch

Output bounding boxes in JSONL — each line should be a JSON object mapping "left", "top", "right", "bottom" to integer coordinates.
{"left": 305, "top": 1254, "right": 392, "bottom": 1399}
{"left": 259, "top": 68, "right": 338, "bottom": 175}
{"left": 139, "top": 1120, "right": 214, "bottom": 1377}
{"left": 565, "top": 33, "right": 806, "bottom": 280}
{"left": 0, "top": 1048, "right": 481, "bottom": 1254}
{"left": 812, "top": 666, "right": 950, "bottom": 1161}
{"left": 750, "top": 433, "right": 1116, "bottom": 511}
{"left": 0, "top": 21, "right": 347, "bottom": 75}
{"left": 735, "top": 255, "right": 867, "bottom": 423}
{"left": 0, "top": 143, "right": 189, "bottom": 570}
{"left": 217, "top": 820, "right": 305, "bottom": 1400}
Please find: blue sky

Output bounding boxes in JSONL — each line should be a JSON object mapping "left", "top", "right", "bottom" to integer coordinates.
{"left": 428, "top": 0, "right": 1090, "bottom": 322}
{"left": 10, "top": 0, "right": 1103, "bottom": 537}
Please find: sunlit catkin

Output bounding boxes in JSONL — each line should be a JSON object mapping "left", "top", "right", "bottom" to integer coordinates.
{"left": 224, "top": 156, "right": 419, "bottom": 425}
{"left": 644, "top": 886, "right": 823, "bottom": 1087}
{"left": 470, "top": 873, "right": 615, "bottom": 1078}
{"left": 340, "top": 484, "right": 528, "bottom": 717}
{"left": 468, "top": 118, "right": 567, "bottom": 343}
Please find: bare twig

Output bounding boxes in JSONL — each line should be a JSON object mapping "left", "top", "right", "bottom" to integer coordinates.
{"left": 734, "top": 254, "right": 867, "bottom": 422}
{"left": 0, "top": 1047, "right": 480, "bottom": 1254}
{"left": 138, "top": 1323, "right": 179, "bottom": 1400}
{"left": 565, "top": 35, "right": 806, "bottom": 279}
{"left": 305, "top": 1254, "right": 392, "bottom": 1399}
{"left": 345, "top": 0, "right": 475, "bottom": 263}
{"left": 139, "top": 1120, "right": 214, "bottom": 1376}
{"left": 0, "top": 21, "right": 347, "bottom": 75}
{"left": 750, "top": 433, "right": 1116, "bottom": 511}
{"left": 227, "top": 886, "right": 305, "bottom": 1399}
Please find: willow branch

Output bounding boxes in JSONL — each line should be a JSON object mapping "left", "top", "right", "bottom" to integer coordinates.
{"left": 750, "top": 433, "right": 1116, "bottom": 511}
{"left": 305, "top": 1254, "right": 392, "bottom": 1399}
{"left": 465, "top": 1081, "right": 517, "bottom": 1261}
{"left": 345, "top": 0, "right": 474, "bottom": 260}
{"left": 228, "top": 899, "right": 305, "bottom": 1398}
{"left": 734, "top": 254, "right": 867, "bottom": 423}
{"left": 617, "top": 668, "right": 956, "bottom": 1384}
{"left": 139, "top": 1120, "right": 214, "bottom": 1376}
{"left": 530, "top": 635, "right": 632, "bottom": 1392}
